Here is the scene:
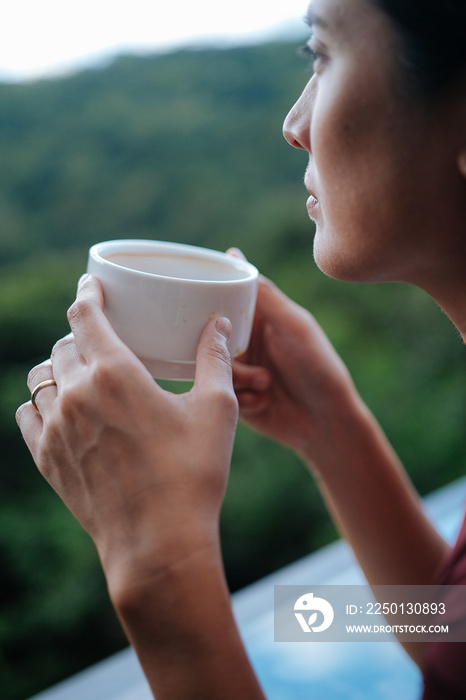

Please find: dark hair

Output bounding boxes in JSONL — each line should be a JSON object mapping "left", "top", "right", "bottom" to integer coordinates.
{"left": 373, "top": 0, "right": 466, "bottom": 96}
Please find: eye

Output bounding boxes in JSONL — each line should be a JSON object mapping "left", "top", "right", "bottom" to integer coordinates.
{"left": 300, "top": 43, "right": 315, "bottom": 63}
{"left": 299, "top": 41, "right": 326, "bottom": 72}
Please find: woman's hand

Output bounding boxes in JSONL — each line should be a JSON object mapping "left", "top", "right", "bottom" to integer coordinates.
{"left": 232, "top": 262, "right": 358, "bottom": 462}
{"left": 16, "top": 274, "right": 238, "bottom": 595}
{"left": 16, "top": 274, "right": 268, "bottom": 699}
{"left": 233, "top": 260, "right": 449, "bottom": 644}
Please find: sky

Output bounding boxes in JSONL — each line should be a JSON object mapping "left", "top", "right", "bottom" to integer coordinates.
{"left": 0, "top": 0, "right": 308, "bottom": 83}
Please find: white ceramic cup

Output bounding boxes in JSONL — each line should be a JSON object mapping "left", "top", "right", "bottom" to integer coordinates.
{"left": 86, "top": 239, "right": 259, "bottom": 380}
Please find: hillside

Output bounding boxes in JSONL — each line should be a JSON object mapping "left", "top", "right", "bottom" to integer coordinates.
{"left": 1, "top": 43, "right": 465, "bottom": 700}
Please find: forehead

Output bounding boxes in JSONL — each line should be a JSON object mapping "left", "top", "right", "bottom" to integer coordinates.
{"left": 306, "top": 0, "right": 404, "bottom": 88}
{"left": 306, "top": 0, "right": 387, "bottom": 38}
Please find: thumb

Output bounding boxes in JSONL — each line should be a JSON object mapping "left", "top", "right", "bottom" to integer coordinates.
{"left": 194, "top": 317, "right": 234, "bottom": 394}
{"left": 256, "top": 274, "right": 304, "bottom": 324}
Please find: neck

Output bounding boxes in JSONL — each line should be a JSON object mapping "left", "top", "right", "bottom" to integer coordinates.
{"left": 420, "top": 276, "right": 466, "bottom": 344}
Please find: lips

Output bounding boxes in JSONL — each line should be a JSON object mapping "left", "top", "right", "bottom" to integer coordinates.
{"left": 305, "top": 180, "right": 318, "bottom": 203}
{"left": 306, "top": 192, "right": 319, "bottom": 218}
{"left": 304, "top": 174, "right": 319, "bottom": 218}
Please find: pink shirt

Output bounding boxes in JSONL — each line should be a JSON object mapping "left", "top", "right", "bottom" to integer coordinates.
{"left": 422, "top": 509, "right": 466, "bottom": 698}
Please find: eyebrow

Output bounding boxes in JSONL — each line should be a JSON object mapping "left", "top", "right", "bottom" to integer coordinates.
{"left": 304, "top": 8, "right": 329, "bottom": 29}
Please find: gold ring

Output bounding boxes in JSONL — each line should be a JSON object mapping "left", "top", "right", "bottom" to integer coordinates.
{"left": 31, "top": 379, "right": 57, "bottom": 408}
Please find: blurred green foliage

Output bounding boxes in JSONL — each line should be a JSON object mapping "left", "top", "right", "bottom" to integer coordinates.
{"left": 0, "top": 42, "right": 465, "bottom": 699}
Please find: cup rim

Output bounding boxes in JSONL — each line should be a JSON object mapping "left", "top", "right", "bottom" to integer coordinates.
{"left": 88, "top": 239, "right": 258, "bottom": 284}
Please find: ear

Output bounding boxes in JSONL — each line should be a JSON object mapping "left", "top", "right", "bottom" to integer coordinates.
{"left": 457, "top": 151, "right": 466, "bottom": 177}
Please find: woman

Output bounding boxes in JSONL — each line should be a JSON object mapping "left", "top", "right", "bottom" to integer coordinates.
{"left": 16, "top": 0, "right": 466, "bottom": 697}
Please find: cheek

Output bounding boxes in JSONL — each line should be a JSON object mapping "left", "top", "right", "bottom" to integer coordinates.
{"left": 310, "top": 93, "right": 412, "bottom": 281}
{"left": 313, "top": 76, "right": 390, "bottom": 194}
{"left": 311, "top": 97, "right": 373, "bottom": 260}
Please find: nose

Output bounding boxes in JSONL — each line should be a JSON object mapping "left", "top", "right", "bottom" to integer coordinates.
{"left": 282, "top": 82, "right": 313, "bottom": 152}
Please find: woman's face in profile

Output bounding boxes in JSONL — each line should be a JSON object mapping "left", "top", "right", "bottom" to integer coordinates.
{"left": 283, "top": 0, "right": 465, "bottom": 289}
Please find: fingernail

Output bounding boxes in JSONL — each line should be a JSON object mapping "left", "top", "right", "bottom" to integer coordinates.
{"left": 227, "top": 247, "right": 247, "bottom": 260}
{"left": 215, "top": 316, "right": 232, "bottom": 341}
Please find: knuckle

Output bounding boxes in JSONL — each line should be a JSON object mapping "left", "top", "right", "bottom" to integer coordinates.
{"left": 88, "top": 357, "right": 132, "bottom": 413}
{"left": 59, "top": 385, "right": 84, "bottom": 422}
{"left": 51, "top": 334, "right": 75, "bottom": 360}
{"left": 210, "top": 384, "right": 238, "bottom": 419}
{"left": 90, "top": 356, "right": 122, "bottom": 391}
{"left": 27, "top": 361, "right": 52, "bottom": 390}
{"left": 15, "top": 403, "right": 27, "bottom": 426}
{"left": 67, "top": 297, "right": 94, "bottom": 325}
{"left": 27, "top": 366, "right": 40, "bottom": 389}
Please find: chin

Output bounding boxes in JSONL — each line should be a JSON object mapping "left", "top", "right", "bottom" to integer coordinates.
{"left": 313, "top": 232, "right": 385, "bottom": 284}
{"left": 313, "top": 234, "right": 355, "bottom": 282}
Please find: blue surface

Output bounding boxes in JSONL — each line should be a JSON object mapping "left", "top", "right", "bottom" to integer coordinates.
{"left": 29, "top": 477, "right": 466, "bottom": 700}
{"left": 234, "top": 477, "right": 466, "bottom": 700}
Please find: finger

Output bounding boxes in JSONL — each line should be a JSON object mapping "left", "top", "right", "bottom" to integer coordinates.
{"left": 50, "top": 333, "right": 85, "bottom": 383}
{"left": 236, "top": 390, "right": 270, "bottom": 416}
{"left": 257, "top": 276, "right": 317, "bottom": 338}
{"left": 226, "top": 247, "right": 247, "bottom": 261}
{"left": 193, "top": 317, "right": 235, "bottom": 397}
{"left": 256, "top": 275, "right": 291, "bottom": 317}
{"left": 27, "top": 360, "right": 58, "bottom": 414}
{"left": 226, "top": 267, "right": 291, "bottom": 330}
{"left": 27, "top": 359, "right": 53, "bottom": 392}
{"left": 16, "top": 402, "right": 43, "bottom": 458}
{"left": 66, "top": 274, "right": 127, "bottom": 362}
{"left": 232, "top": 360, "right": 270, "bottom": 393}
